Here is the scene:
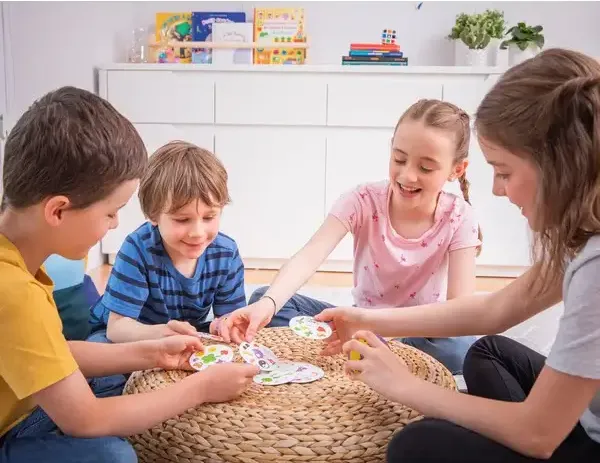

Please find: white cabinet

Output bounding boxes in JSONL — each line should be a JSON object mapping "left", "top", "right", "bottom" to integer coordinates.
{"left": 98, "top": 64, "right": 526, "bottom": 276}
{"left": 215, "top": 128, "right": 326, "bottom": 259}
{"left": 325, "top": 131, "right": 393, "bottom": 261}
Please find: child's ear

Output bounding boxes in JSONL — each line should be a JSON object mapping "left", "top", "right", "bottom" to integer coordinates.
{"left": 450, "top": 159, "right": 468, "bottom": 181}
{"left": 44, "top": 196, "right": 71, "bottom": 226}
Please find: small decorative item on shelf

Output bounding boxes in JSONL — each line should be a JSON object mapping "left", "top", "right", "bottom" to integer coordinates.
{"left": 126, "top": 27, "right": 150, "bottom": 63}
{"left": 501, "top": 22, "right": 544, "bottom": 66}
{"left": 449, "top": 12, "right": 494, "bottom": 67}
{"left": 341, "top": 29, "right": 407, "bottom": 66}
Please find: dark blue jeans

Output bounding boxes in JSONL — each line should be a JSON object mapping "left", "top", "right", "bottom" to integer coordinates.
{"left": 0, "top": 375, "right": 136, "bottom": 463}
{"left": 251, "top": 286, "right": 475, "bottom": 374}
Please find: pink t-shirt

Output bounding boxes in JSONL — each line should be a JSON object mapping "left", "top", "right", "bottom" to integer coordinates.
{"left": 330, "top": 181, "right": 481, "bottom": 309}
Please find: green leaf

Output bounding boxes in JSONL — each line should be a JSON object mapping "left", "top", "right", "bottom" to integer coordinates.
{"left": 532, "top": 25, "right": 543, "bottom": 33}
{"left": 535, "top": 35, "right": 545, "bottom": 49}
{"left": 517, "top": 41, "right": 529, "bottom": 51}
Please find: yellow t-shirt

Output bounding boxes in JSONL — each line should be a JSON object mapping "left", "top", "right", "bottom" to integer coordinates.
{"left": 0, "top": 235, "right": 79, "bottom": 437}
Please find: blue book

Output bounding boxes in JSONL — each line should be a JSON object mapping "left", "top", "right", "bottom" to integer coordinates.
{"left": 349, "top": 50, "right": 404, "bottom": 57}
{"left": 191, "top": 12, "right": 246, "bottom": 64}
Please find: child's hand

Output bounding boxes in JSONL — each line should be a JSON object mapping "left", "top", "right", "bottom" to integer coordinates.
{"left": 164, "top": 320, "right": 198, "bottom": 337}
{"left": 342, "top": 331, "right": 416, "bottom": 403}
{"left": 153, "top": 335, "right": 204, "bottom": 371}
{"left": 218, "top": 301, "right": 275, "bottom": 344}
{"left": 195, "top": 363, "right": 260, "bottom": 403}
{"left": 315, "top": 307, "right": 370, "bottom": 356}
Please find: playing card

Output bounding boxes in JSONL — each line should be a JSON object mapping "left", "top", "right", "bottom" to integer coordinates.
{"left": 238, "top": 341, "right": 279, "bottom": 371}
{"left": 253, "top": 362, "right": 299, "bottom": 385}
{"left": 189, "top": 344, "right": 234, "bottom": 371}
{"left": 196, "top": 332, "right": 226, "bottom": 343}
{"left": 289, "top": 316, "right": 332, "bottom": 340}
{"left": 288, "top": 362, "right": 325, "bottom": 383}
{"left": 349, "top": 339, "right": 368, "bottom": 361}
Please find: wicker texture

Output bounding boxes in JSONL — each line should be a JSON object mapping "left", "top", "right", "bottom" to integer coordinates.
{"left": 124, "top": 327, "right": 456, "bottom": 463}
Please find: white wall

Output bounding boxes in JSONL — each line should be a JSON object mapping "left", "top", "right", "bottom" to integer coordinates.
{"left": 2, "top": 1, "right": 599, "bottom": 269}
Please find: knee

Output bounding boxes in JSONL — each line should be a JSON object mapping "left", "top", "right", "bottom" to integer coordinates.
{"left": 248, "top": 286, "right": 269, "bottom": 305}
{"left": 464, "top": 335, "right": 508, "bottom": 366}
{"left": 386, "top": 418, "right": 447, "bottom": 462}
{"left": 95, "top": 437, "right": 137, "bottom": 463}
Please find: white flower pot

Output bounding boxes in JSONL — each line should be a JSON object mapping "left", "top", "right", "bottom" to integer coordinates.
{"left": 508, "top": 44, "right": 540, "bottom": 66}
{"left": 454, "top": 40, "right": 470, "bottom": 66}
{"left": 465, "top": 48, "right": 488, "bottom": 67}
{"left": 486, "top": 38, "right": 508, "bottom": 67}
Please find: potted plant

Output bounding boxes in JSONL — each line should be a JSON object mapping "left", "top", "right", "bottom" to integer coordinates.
{"left": 500, "top": 22, "right": 544, "bottom": 66}
{"left": 482, "top": 9, "right": 507, "bottom": 66}
{"left": 448, "top": 13, "right": 470, "bottom": 66}
{"left": 458, "top": 15, "right": 491, "bottom": 66}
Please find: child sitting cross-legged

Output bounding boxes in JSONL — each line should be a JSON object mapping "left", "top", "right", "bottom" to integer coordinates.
{"left": 89, "top": 141, "right": 247, "bottom": 343}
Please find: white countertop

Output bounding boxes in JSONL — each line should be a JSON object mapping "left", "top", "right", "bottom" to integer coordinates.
{"left": 99, "top": 63, "right": 507, "bottom": 75}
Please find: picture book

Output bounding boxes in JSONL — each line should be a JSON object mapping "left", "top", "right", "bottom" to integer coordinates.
{"left": 253, "top": 8, "right": 306, "bottom": 65}
{"left": 155, "top": 12, "right": 192, "bottom": 63}
{"left": 191, "top": 12, "right": 246, "bottom": 64}
{"left": 211, "top": 22, "right": 253, "bottom": 65}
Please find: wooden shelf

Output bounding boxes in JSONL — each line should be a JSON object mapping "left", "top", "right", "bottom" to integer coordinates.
{"left": 150, "top": 41, "right": 309, "bottom": 50}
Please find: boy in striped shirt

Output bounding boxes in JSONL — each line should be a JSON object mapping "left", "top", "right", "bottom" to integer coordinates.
{"left": 89, "top": 141, "right": 247, "bottom": 342}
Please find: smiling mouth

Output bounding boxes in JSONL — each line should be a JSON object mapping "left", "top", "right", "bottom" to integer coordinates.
{"left": 398, "top": 183, "right": 422, "bottom": 194}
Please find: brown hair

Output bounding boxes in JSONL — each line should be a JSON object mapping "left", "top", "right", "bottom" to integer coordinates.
{"left": 475, "top": 48, "right": 600, "bottom": 294}
{"left": 1, "top": 86, "right": 147, "bottom": 210}
{"left": 139, "top": 141, "right": 230, "bottom": 220}
{"left": 396, "top": 99, "right": 483, "bottom": 254}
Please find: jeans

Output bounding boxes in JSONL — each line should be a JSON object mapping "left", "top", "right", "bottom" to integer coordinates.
{"left": 387, "top": 335, "right": 600, "bottom": 462}
{"left": 249, "top": 286, "right": 335, "bottom": 328}
{"left": 0, "top": 375, "right": 136, "bottom": 463}
{"left": 250, "top": 286, "right": 474, "bottom": 374}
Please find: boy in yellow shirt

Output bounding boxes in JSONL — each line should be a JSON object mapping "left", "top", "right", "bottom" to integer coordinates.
{"left": 0, "top": 87, "right": 258, "bottom": 463}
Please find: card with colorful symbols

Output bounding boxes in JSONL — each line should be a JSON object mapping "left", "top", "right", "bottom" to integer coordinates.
{"left": 189, "top": 344, "right": 234, "bottom": 371}
{"left": 238, "top": 341, "right": 280, "bottom": 371}
{"left": 289, "top": 316, "right": 332, "bottom": 340}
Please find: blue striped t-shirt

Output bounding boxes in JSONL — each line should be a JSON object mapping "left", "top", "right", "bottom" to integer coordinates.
{"left": 89, "top": 222, "right": 246, "bottom": 330}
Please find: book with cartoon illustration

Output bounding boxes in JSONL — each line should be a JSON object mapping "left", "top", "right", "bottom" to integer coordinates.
{"left": 253, "top": 8, "right": 306, "bottom": 65}
{"left": 155, "top": 12, "right": 192, "bottom": 63}
{"left": 191, "top": 12, "right": 247, "bottom": 64}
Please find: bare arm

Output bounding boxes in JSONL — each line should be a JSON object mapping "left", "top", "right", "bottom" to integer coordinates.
{"left": 446, "top": 247, "right": 478, "bottom": 300}
{"left": 106, "top": 312, "right": 197, "bottom": 343}
{"left": 263, "top": 215, "right": 348, "bottom": 311}
{"left": 396, "top": 365, "right": 599, "bottom": 458}
{"left": 33, "top": 363, "right": 257, "bottom": 438}
{"left": 365, "top": 264, "right": 562, "bottom": 338}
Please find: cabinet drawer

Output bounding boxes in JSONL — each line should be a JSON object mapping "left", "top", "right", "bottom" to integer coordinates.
{"left": 327, "top": 78, "right": 443, "bottom": 128}
{"left": 107, "top": 71, "right": 214, "bottom": 124}
{"left": 215, "top": 74, "right": 327, "bottom": 126}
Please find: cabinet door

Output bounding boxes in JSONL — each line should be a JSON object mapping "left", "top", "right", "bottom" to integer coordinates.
{"left": 107, "top": 71, "right": 214, "bottom": 124}
{"left": 215, "top": 129, "right": 326, "bottom": 260}
{"left": 444, "top": 78, "right": 532, "bottom": 270}
{"left": 325, "top": 131, "right": 393, "bottom": 261}
{"left": 100, "top": 125, "right": 214, "bottom": 255}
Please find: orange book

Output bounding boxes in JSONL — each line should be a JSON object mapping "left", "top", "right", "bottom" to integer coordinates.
{"left": 253, "top": 8, "right": 306, "bottom": 65}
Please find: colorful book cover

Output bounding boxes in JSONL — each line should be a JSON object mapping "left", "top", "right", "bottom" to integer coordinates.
{"left": 191, "top": 12, "right": 246, "bottom": 64}
{"left": 253, "top": 8, "right": 306, "bottom": 65}
{"left": 155, "top": 13, "right": 192, "bottom": 63}
{"left": 211, "top": 22, "right": 253, "bottom": 65}
{"left": 350, "top": 43, "right": 400, "bottom": 51}
{"left": 349, "top": 50, "right": 403, "bottom": 57}
{"left": 342, "top": 56, "right": 408, "bottom": 63}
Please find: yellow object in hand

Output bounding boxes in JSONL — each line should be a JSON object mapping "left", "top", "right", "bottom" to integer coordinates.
{"left": 349, "top": 339, "right": 368, "bottom": 360}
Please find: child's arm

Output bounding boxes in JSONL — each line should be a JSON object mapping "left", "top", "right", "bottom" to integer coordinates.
{"left": 33, "top": 361, "right": 259, "bottom": 438}
{"left": 219, "top": 215, "right": 349, "bottom": 342}
{"left": 107, "top": 312, "right": 198, "bottom": 342}
{"left": 68, "top": 335, "right": 199, "bottom": 377}
{"left": 446, "top": 247, "right": 478, "bottom": 299}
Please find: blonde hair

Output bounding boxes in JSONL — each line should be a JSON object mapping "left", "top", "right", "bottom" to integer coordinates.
{"left": 138, "top": 141, "right": 230, "bottom": 221}
{"left": 396, "top": 99, "right": 482, "bottom": 254}
{"left": 475, "top": 48, "right": 600, "bottom": 294}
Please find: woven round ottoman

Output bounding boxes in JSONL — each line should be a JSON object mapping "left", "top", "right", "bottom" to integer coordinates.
{"left": 124, "top": 327, "right": 456, "bottom": 462}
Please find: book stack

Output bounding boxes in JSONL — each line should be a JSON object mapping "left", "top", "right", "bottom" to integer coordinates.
{"left": 342, "top": 29, "right": 408, "bottom": 66}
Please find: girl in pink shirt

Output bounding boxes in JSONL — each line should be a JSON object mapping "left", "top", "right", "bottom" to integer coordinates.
{"left": 217, "top": 99, "right": 482, "bottom": 374}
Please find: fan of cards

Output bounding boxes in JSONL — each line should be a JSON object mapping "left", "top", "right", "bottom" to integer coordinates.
{"left": 188, "top": 316, "right": 332, "bottom": 386}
